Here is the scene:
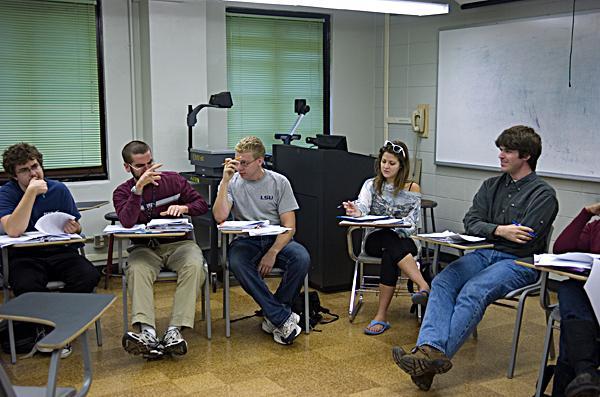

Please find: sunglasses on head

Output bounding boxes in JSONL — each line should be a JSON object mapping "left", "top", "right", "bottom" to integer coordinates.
{"left": 383, "top": 140, "right": 405, "bottom": 157}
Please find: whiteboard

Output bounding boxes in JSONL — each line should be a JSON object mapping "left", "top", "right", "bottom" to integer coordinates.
{"left": 436, "top": 12, "right": 600, "bottom": 182}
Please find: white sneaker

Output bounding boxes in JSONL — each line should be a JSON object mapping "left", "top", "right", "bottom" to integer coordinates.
{"left": 37, "top": 343, "right": 72, "bottom": 359}
{"left": 262, "top": 312, "right": 300, "bottom": 335}
{"left": 122, "top": 330, "right": 163, "bottom": 359}
{"left": 272, "top": 313, "right": 301, "bottom": 345}
{"left": 162, "top": 328, "right": 187, "bottom": 356}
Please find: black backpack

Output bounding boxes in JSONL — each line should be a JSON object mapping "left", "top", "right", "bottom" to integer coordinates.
{"left": 292, "top": 291, "right": 339, "bottom": 332}
{"left": 0, "top": 322, "right": 45, "bottom": 354}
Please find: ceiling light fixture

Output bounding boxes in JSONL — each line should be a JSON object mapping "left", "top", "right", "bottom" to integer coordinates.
{"left": 227, "top": 0, "right": 449, "bottom": 16}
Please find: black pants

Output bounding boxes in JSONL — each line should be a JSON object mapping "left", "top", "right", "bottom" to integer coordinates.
{"left": 552, "top": 279, "right": 600, "bottom": 397}
{"left": 365, "top": 229, "right": 418, "bottom": 287}
{"left": 7, "top": 246, "right": 100, "bottom": 296}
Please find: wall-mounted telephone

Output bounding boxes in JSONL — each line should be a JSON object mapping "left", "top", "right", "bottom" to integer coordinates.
{"left": 411, "top": 104, "right": 429, "bottom": 138}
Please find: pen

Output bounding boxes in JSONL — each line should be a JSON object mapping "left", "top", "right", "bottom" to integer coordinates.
{"left": 512, "top": 221, "right": 536, "bottom": 237}
{"left": 337, "top": 200, "right": 356, "bottom": 209}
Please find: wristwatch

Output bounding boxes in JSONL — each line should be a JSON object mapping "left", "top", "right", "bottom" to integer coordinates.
{"left": 130, "top": 185, "right": 141, "bottom": 195}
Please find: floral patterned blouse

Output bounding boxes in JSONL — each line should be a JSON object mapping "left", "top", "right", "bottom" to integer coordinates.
{"left": 354, "top": 177, "right": 421, "bottom": 239}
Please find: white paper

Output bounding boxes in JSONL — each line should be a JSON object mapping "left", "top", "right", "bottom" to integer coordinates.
{"left": 418, "top": 230, "right": 486, "bottom": 242}
{"left": 584, "top": 262, "right": 600, "bottom": 324}
{"left": 103, "top": 224, "right": 147, "bottom": 234}
{"left": 243, "top": 225, "right": 291, "bottom": 236}
{"left": 218, "top": 220, "right": 270, "bottom": 231}
{"left": 147, "top": 218, "right": 189, "bottom": 227}
{"left": 534, "top": 253, "right": 599, "bottom": 270}
{"left": 34, "top": 211, "right": 75, "bottom": 235}
{"left": 0, "top": 231, "right": 81, "bottom": 248}
{"left": 337, "top": 215, "right": 390, "bottom": 222}
{"left": 367, "top": 218, "right": 404, "bottom": 225}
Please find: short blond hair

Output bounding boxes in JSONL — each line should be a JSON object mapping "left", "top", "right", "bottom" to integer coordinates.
{"left": 235, "top": 136, "right": 265, "bottom": 159}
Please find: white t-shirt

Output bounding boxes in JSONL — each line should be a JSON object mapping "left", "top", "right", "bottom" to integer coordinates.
{"left": 223, "top": 169, "right": 299, "bottom": 226}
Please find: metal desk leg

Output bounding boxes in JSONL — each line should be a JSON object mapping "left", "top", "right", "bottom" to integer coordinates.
{"left": 46, "top": 349, "right": 61, "bottom": 397}
{"left": 222, "top": 233, "right": 231, "bottom": 338}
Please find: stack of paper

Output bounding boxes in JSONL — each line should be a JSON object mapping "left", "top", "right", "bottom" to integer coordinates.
{"left": 34, "top": 211, "right": 75, "bottom": 235}
{"left": 418, "top": 230, "right": 486, "bottom": 243}
{"left": 534, "top": 252, "right": 599, "bottom": 273}
{"left": 103, "top": 224, "right": 147, "bottom": 234}
{"left": 146, "top": 218, "right": 193, "bottom": 232}
{"left": 0, "top": 231, "right": 82, "bottom": 248}
{"left": 336, "top": 215, "right": 390, "bottom": 222}
{"left": 0, "top": 212, "right": 83, "bottom": 248}
{"left": 217, "top": 220, "right": 270, "bottom": 231}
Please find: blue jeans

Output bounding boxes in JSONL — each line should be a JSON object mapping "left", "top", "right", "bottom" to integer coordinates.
{"left": 228, "top": 236, "right": 310, "bottom": 327}
{"left": 417, "top": 249, "right": 537, "bottom": 358}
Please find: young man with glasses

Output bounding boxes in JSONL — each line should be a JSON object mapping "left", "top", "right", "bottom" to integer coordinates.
{"left": 113, "top": 140, "right": 208, "bottom": 359}
{"left": 213, "top": 136, "right": 310, "bottom": 345}
{"left": 0, "top": 143, "right": 101, "bottom": 358}
{"left": 393, "top": 125, "right": 559, "bottom": 391}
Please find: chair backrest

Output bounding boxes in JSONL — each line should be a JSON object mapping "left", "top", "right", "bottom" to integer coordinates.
{"left": 411, "top": 158, "right": 423, "bottom": 185}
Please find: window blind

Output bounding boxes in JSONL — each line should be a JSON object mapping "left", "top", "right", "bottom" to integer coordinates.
{"left": 226, "top": 13, "right": 325, "bottom": 151}
{"left": 0, "top": 0, "right": 103, "bottom": 174}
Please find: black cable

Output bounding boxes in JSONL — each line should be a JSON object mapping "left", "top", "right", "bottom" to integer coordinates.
{"left": 568, "top": 0, "right": 576, "bottom": 87}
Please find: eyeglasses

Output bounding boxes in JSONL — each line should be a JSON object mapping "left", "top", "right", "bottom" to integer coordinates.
{"left": 238, "top": 158, "right": 259, "bottom": 168}
{"left": 384, "top": 140, "right": 405, "bottom": 157}
{"left": 129, "top": 160, "right": 154, "bottom": 171}
{"left": 16, "top": 162, "right": 41, "bottom": 175}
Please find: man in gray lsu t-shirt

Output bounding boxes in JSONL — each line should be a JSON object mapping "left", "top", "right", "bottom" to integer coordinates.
{"left": 213, "top": 136, "right": 310, "bottom": 345}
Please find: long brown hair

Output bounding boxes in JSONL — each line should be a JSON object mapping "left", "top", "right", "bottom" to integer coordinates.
{"left": 373, "top": 140, "right": 411, "bottom": 195}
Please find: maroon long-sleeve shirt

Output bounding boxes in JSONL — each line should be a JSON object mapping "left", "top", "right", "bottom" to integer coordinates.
{"left": 113, "top": 171, "right": 208, "bottom": 229}
{"left": 553, "top": 208, "right": 600, "bottom": 254}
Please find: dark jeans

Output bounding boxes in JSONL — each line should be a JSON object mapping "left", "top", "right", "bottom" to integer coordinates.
{"left": 228, "top": 236, "right": 310, "bottom": 327}
{"left": 364, "top": 229, "right": 418, "bottom": 287}
{"left": 7, "top": 246, "right": 100, "bottom": 296}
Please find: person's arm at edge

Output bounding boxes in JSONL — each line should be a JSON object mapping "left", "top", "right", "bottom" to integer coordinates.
{"left": 553, "top": 207, "right": 594, "bottom": 254}
{"left": 496, "top": 190, "right": 558, "bottom": 245}
{"left": 1, "top": 188, "right": 37, "bottom": 237}
{"left": 213, "top": 179, "right": 233, "bottom": 224}
{"left": 113, "top": 182, "right": 143, "bottom": 228}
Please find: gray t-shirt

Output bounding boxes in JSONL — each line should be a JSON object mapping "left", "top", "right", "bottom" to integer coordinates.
{"left": 223, "top": 169, "right": 299, "bottom": 225}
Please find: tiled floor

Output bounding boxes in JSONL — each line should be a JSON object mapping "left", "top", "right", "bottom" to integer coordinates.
{"left": 1, "top": 277, "right": 555, "bottom": 396}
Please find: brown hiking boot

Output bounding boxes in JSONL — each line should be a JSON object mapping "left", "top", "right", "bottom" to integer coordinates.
{"left": 392, "top": 346, "right": 437, "bottom": 391}
{"left": 394, "top": 345, "right": 452, "bottom": 377}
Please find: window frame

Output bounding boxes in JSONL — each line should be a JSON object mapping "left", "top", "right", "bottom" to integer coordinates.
{"left": 226, "top": 7, "right": 331, "bottom": 139}
{"left": 0, "top": 0, "right": 108, "bottom": 184}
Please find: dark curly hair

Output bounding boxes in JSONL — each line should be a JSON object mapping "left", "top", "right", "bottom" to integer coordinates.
{"left": 2, "top": 143, "right": 43, "bottom": 176}
{"left": 495, "top": 125, "right": 542, "bottom": 171}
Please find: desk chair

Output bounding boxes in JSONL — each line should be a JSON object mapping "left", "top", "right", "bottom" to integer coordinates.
{"left": 1, "top": 242, "right": 103, "bottom": 365}
{"left": 122, "top": 263, "right": 211, "bottom": 339}
{"left": 345, "top": 226, "right": 423, "bottom": 323}
{"left": 120, "top": 220, "right": 212, "bottom": 339}
{"left": 0, "top": 292, "right": 115, "bottom": 397}
{"left": 491, "top": 226, "right": 554, "bottom": 379}
{"left": 221, "top": 233, "right": 310, "bottom": 338}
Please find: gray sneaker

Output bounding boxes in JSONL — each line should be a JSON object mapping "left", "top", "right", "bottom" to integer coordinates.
{"left": 162, "top": 328, "right": 187, "bottom": 356}
{"left": 272, "top": 313, "right": 301, "bottom": 345}
{"left": 262, "top": 312, "right": 300, "bottom": 335}
{"left": 122, "top": 330, "right": 163, "bottom": 359}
